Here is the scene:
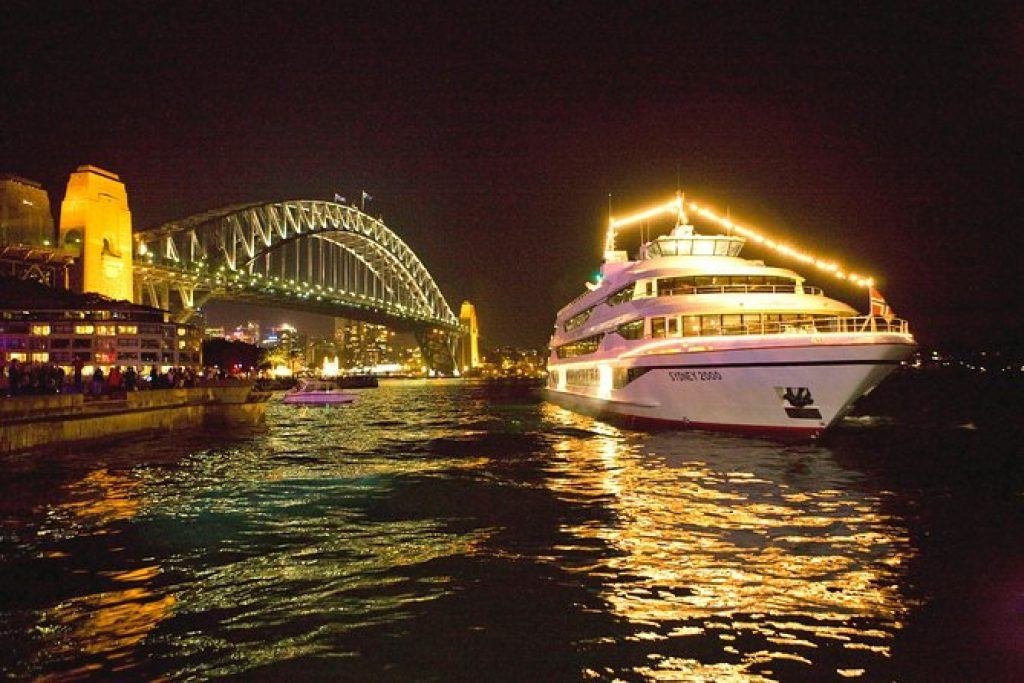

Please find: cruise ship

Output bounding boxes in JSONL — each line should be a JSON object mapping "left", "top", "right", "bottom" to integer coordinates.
{"left": 545, "top": 194, "right": 915, "bottom": 437}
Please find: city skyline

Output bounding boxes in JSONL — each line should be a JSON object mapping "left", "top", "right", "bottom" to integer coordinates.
{"left": 3, "top": 3, "right": 1020, "bottom": 349}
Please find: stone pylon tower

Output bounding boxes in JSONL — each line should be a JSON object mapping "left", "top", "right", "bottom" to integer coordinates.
{"left": 458, "top": 300, "right": 479, "bottom": 371}
{"left": 59, "top": 165, "right": 134, "bottom": 301}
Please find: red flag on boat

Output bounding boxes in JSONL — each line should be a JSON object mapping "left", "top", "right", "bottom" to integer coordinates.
{"left": 869, "top": 287, "right": 895, "bottom": 321}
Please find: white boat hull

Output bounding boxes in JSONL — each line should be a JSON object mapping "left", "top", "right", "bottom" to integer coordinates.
{"left": 546, "top": 336, "right": 915, "bottom": 437}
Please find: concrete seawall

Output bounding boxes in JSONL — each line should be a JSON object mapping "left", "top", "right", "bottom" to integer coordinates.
{"left": 0, "top": 385, "right": 268, "bottom": 454}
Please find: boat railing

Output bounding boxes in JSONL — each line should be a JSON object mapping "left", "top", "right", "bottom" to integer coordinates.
{"left": 709, "top": 315, "right": 910, "bottom": 337}
{"left": 639, "top": 314, "right": 910, "bottom": 342}
{"left": 660, "top": 283, "right": 798, "bottom": 295}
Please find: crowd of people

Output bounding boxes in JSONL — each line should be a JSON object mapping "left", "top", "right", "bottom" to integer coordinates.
{"left": 0, "top": 359, "right": 216, "bottom": 398}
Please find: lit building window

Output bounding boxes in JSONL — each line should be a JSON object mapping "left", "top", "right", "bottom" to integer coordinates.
{"left": 177, "top": 327, "right": 186, "bottom": 336}
{"left": 117, "top": 325, "right": 138, "bottom": 334}
{"left": 31, "top": 324, "right": 51, "bottom": 336}
{"left": 30, "top": 352, "right": 49, "bottom": 362}
{"left": 96, "top": 325, "right": 116, "bottom": 336}
{"left": 75, "top": 324, "right": 95, "bottom": 334}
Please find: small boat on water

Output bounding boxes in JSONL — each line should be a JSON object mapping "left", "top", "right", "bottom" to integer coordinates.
{"left": 282, "top": 379, "right": 358, "bottom": 406}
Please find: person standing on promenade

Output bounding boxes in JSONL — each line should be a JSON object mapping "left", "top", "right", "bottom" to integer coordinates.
{"left": 90, "top": 367, "right": 105, "bottom": 397}
{"left": 73, "top": 357, "right": 84, "bottom": 393}
{"left": 8, "top": 360, "right": 22, "bottom": 396}
{"left": 108, "top": 366, "right": 123, "bottom": 395}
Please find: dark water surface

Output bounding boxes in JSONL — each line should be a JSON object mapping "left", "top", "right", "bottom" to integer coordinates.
{"left": 1, "top": 379, "right": 1022, "bottom": 681}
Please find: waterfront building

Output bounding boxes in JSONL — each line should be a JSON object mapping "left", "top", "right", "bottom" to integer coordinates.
{"left": 309, "top": 336, "right": 342, "bottom": 371}
{"left": 336, "top": 319, "right": 396, "bottom": 370}
{"left": 230, "top": 321, "right": 261, "bottom": 346}
{"left": 0, "top": 174, "right": 55, "bottom": 247}
{"left": 0, "top": 276, "right": 202, "bottom": 374}
{"left": 262, "top": 323, "right": 308, "bottom": 374}
{"left": 483, "top": 346, "right": 548, "bottom": 377}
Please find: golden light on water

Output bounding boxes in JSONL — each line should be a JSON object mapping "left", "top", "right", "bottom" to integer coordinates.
{"left": 44, "top": 569, "right": 176, "bottom": 660}
{"left": 543, "top": 404, "right": 915, "bottom": 679}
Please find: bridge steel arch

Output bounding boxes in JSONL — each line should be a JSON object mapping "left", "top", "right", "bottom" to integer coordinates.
{"left": 133, "top": 200, "right": 462, "bottom": 371}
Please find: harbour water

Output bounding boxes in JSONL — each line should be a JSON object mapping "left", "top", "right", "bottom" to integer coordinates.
{"left": 1, "top": 378, "right": 1021, "bottom": 680}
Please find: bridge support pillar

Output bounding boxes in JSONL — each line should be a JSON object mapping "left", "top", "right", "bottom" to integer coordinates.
{"left": 58, "top": 165, "right": 134, "bottom": 301}
{"left": 458, "top": 301, "right": 480, "bottom": 373}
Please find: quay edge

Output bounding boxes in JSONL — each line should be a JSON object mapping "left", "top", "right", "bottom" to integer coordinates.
{"left": 0, "top": 384, "right": 269, "bottom": 455}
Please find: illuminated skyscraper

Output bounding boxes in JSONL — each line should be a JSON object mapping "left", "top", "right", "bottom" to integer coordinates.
{"left": 337, "top": 320, "right": 395, "bottom": 369}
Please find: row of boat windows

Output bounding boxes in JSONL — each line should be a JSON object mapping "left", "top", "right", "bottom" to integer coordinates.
{"left": 645, "top": 313, "right": 841, "bottom": 338}
{"left": 656, "top": 275, "right": 796, "bottom": 296}
{"left": 561, "top": 367, "right": 646, "bottom": 390}
{"left": 563, "top": 275, "right": 800, "bottom": 331}
{"left": 647, "top": 237, "right": 744, "bottom": 257}
{"left": 555, "top": 313, "right": 846, "bottom": 358}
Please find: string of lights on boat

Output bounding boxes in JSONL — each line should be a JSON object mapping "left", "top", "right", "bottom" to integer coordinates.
{"left": 608, "top": 193, "right": 876, "bottom": 288}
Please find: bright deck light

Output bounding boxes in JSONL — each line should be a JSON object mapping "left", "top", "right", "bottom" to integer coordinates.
{"left": 607, "top": 193, "right": 875, "bottom": 288}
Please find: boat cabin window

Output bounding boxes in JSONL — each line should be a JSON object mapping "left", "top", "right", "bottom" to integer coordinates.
{"left": 564, "top": 305, "right": 595, "bottom": 332}
{"left": 554, "top": 333, "right": 603, "bottom": 358}
{"left": 651, "top": 317, "right": 667, "bottom": 338}
{"left": 649, "top": 316, "right": 684, "bottom": 338}
{"left": 647, "top": 237, "right": 744, "bottom": 257}
{"left": 638, "top": 312, "right": 854, "bottom": 339}
{"left": 721, "top": 314, "right": 743, "bottom": 334}
{"left": 565, "top": 367, "right": 600, "bottom": 387}
{"left": 606, "top": 284, "right": 635, "bottom": 306}
{"left": 617, "top": 319, "right": 644, "bottom": 340}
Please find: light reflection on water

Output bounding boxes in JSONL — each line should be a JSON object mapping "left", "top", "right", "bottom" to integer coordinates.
{"left": 542, "top": 405, "right": 913, "bottom": 679}
{"left": 0, "top": 380, "right": 1017, "bottom": 680}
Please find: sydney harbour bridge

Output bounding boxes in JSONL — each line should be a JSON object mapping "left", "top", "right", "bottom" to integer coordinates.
{"left": 131, "top": 200, "right": 464, "bottom": 372}
{"left": 0, "top": 166, "right": 469, "bottom": 373}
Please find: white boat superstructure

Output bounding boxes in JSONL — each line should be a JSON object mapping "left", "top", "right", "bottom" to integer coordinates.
{"left": 282, "top": 379, "right": 358, "bottom": 406}
{"left": 545, "top": 194, "right": 915, "bottom": 437}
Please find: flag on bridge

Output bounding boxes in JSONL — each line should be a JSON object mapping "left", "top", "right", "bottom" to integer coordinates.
{"left": 334, "top": 193, "right": 346, "bottom": 203}
{"left": 869, "top": 287, "right": 895, "bottom": 322}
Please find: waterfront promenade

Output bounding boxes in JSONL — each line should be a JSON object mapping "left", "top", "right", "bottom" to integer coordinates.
{"left": 0, "top": 380, "right": 267, "bottom": 454}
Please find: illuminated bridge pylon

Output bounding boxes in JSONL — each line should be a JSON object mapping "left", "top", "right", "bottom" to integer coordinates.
{"left": 132, "top": 200, "right": 463, "bottom": 372}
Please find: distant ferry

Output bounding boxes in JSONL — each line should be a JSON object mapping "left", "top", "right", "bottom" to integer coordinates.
{"left": 282, "top": 379, "right": 357, "bottom": 406}
{"left": 545, "top": 193, "right": 915, "bottom": 437}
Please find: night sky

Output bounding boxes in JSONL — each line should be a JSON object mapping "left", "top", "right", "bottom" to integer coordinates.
{"left": 3, "top": 2, "right": 1021, "bottom": 350}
